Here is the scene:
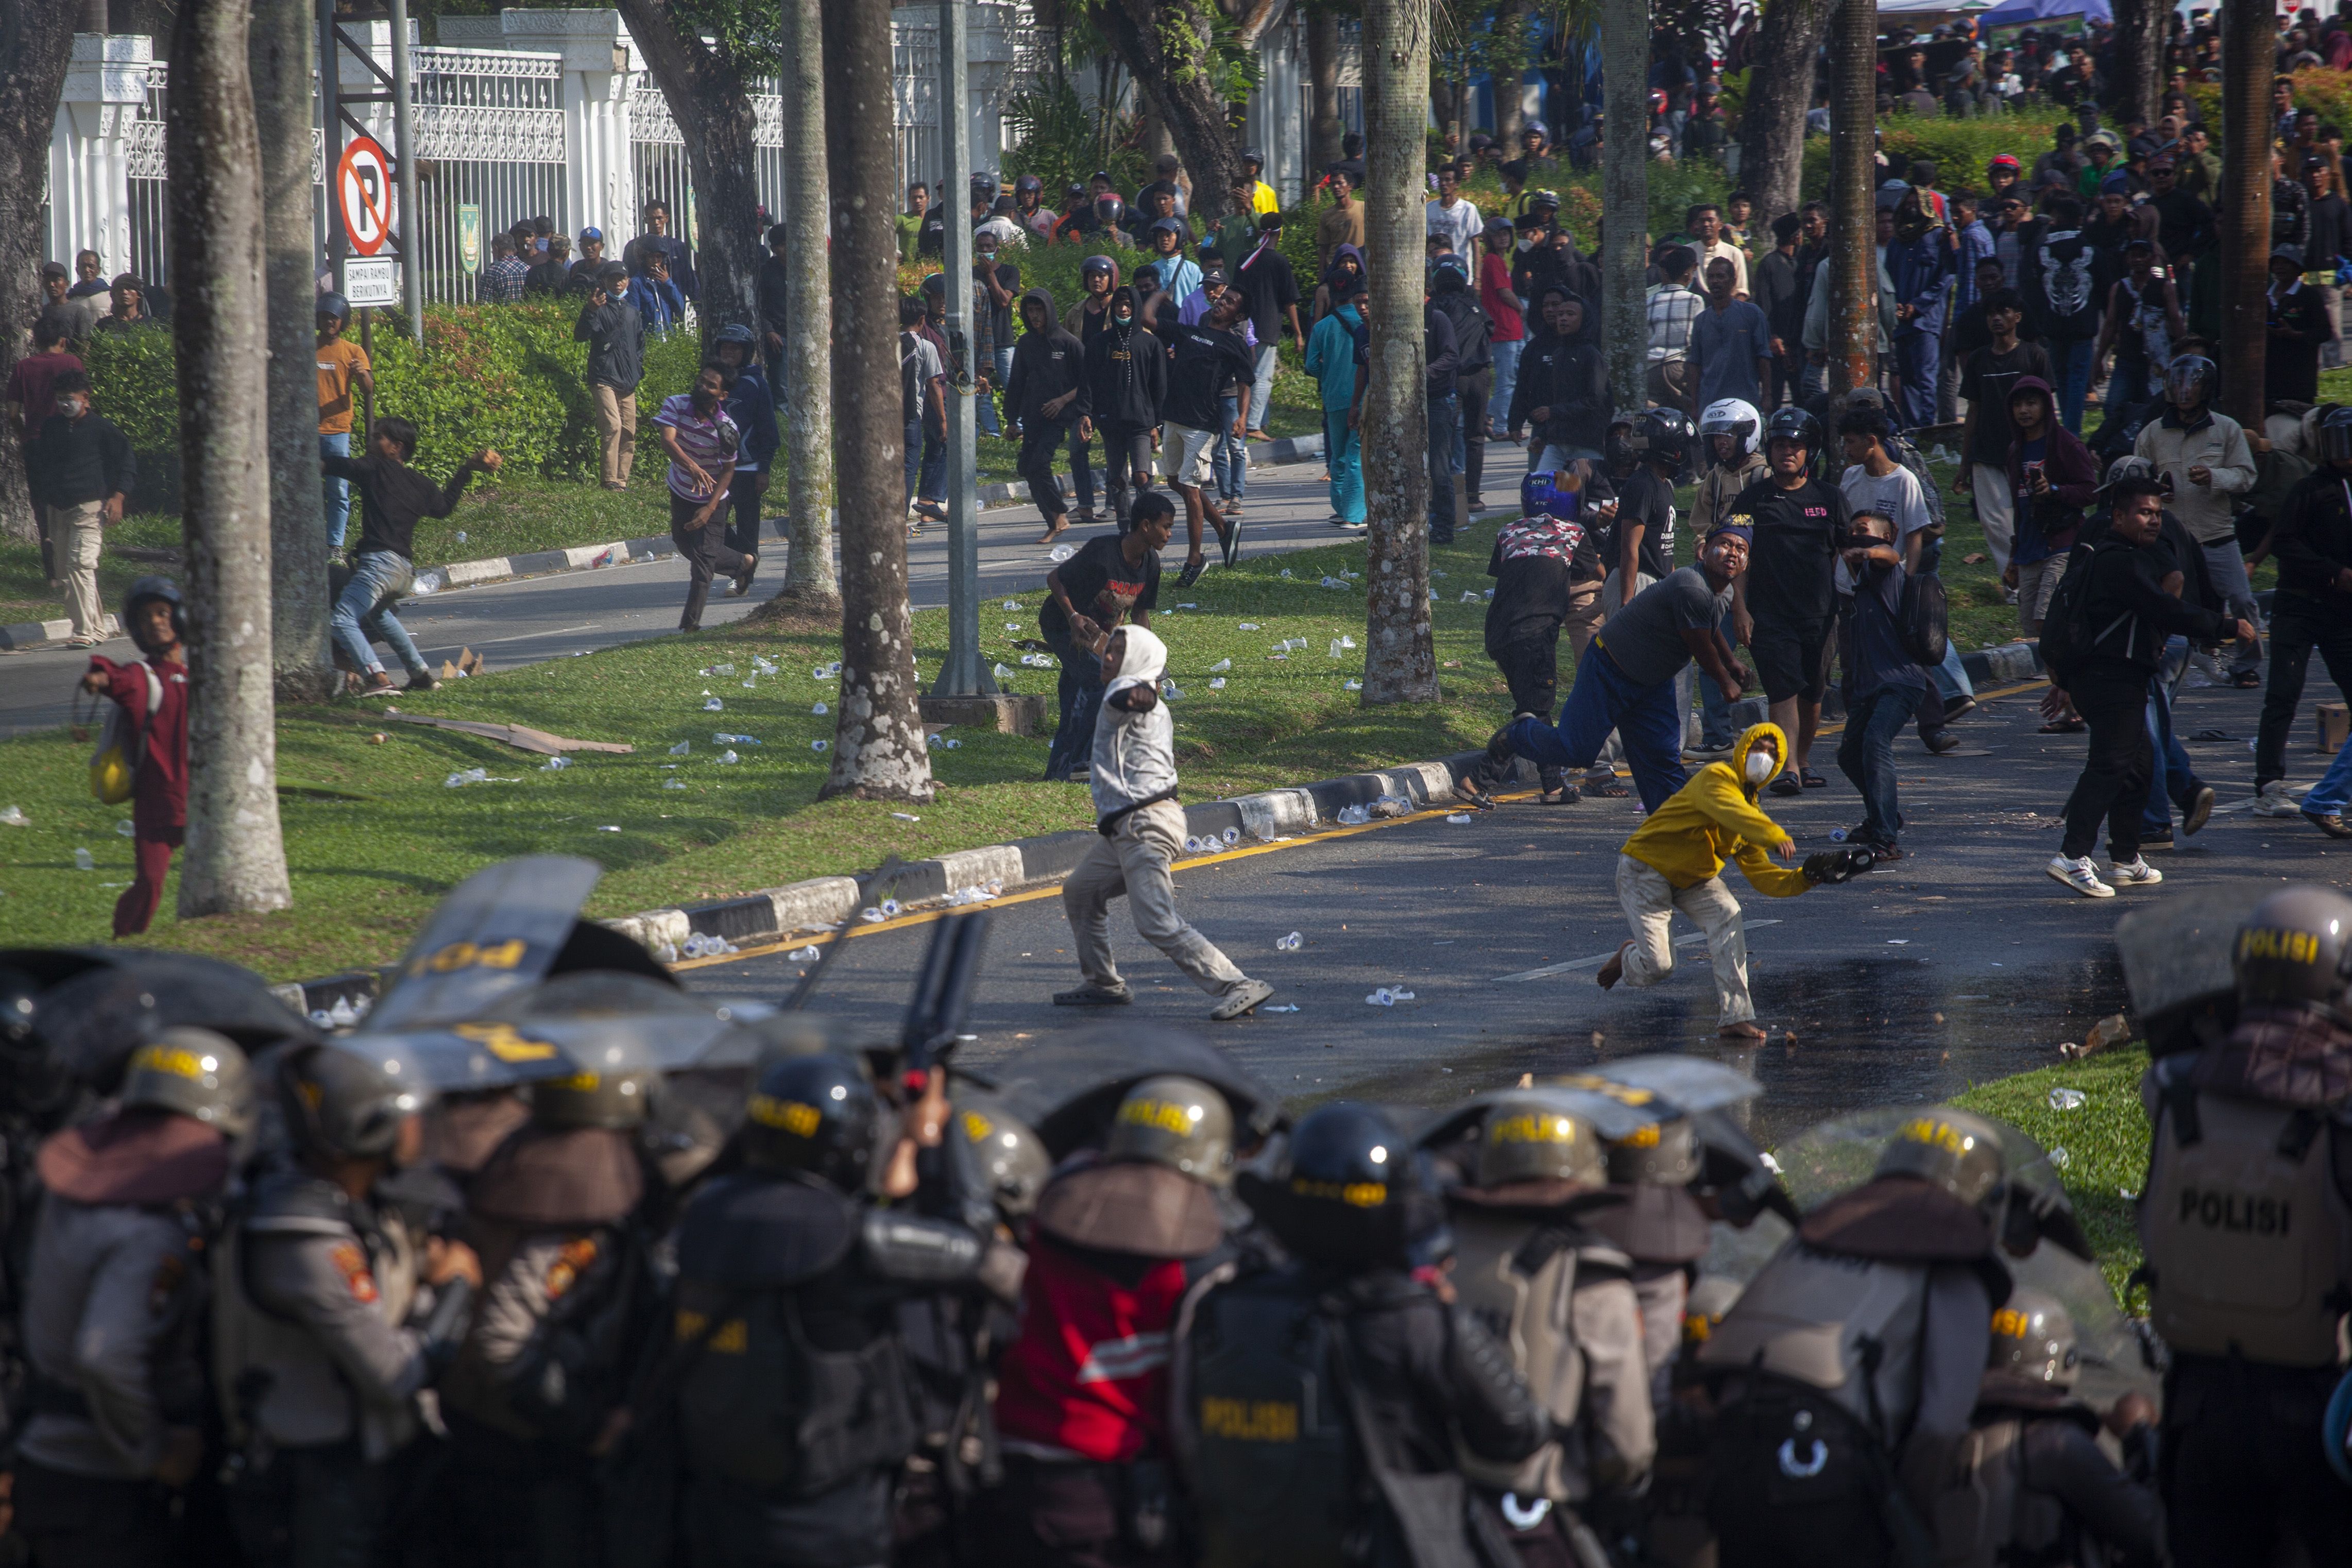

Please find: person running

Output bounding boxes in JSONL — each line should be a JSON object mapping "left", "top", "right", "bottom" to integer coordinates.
{"left": 713, "top": 323, "right": 776, "bottom": 566}
{"left": 1834, "top": 509, "right": 1930, "bottom": 863}
{"left": 1055, "top": 623, "right": 1274, "bottom": 1020}
{"left": 321, "top": 417, "right": 499, "bottom": 691}
{"left": 1158, "top": 292, "right": 1250, "bottom": 587}
{"left": 656, "top": 362, "right": 752, "bottom": 631}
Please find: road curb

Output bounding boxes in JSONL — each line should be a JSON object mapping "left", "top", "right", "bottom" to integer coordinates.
{"left": 0, "top": 613, "right": 120, "bottom": 652}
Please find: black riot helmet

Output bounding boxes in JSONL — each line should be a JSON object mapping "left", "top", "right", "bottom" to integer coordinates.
{"left": 529, "top": 1027, "right": 661, "bottom": 1131}
{"left": 742, "top": 1050, "right": 881, "bottom": 1192}
{"left": 2319, "top": 405, "right": 2352, "bottom": 464}
{"left": 2234, "top": 884, "right": 2352, "bottom": 1017}
{"left": 1763, "top": 404, "right": 1822, "bottom": 463}
{"left": 1240, "top": 1101, "right": 1441, "bottom": 1269}
{"left": 279, "top": 1042, "right": 425, "bottom": 1163}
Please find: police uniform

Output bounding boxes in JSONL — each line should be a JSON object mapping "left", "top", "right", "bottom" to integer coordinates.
{"left": 2136, "top": 889, "right": 2352, "bottom": 1567}
{"left": 1939, "top": 1373, "right": 2162, "bottom": 1568}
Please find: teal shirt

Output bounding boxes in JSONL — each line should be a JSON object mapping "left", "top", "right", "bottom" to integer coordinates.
{"left": 1305, "top": 304, "right": 1362, "bottom": 411}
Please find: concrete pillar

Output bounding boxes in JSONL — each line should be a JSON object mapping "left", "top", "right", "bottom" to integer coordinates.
{"left": 499, "top": 8, "right": 638, "bottom": 241}
{"left": 46, "top": 33, "right": 150, "bottom": 277}
{"left": 967, "top": 2, "right": 1017, "bottom": 179}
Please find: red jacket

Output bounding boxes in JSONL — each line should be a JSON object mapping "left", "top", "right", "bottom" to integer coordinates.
{"left": 90, "top": 653, "right": 188, "bottom": 834}
{"left": 993, "top": 1229, "right": 1196, "bottom": 1463}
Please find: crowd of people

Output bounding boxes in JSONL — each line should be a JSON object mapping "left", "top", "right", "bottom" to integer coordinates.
{"left": 0, "top": 855, "right": 2346, "bottom": 1568}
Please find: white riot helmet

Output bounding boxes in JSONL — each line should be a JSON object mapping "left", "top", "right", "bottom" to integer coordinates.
{"left": 1699, "top": 398, "right": 1762, "bottom": 460}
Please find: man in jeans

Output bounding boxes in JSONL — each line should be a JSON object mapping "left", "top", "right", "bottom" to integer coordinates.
{"left": 2254, "top": 406, "right": 2352, "bottom": 829}
{"left": 1479, "top": 219, "right": 1525, "bottom": 437}
{"left": 574, "top": 263, "right": 644, "bottom": 491}
{"left": 1422, "top": 279, "right": 1463, "bottom": 546}
{"left": 25, "top": 369, "right": 134, "bottom": 647}
{"left": 1834, "top": 509, "right": 1928, "bottom": 862}
{"left": 314, "top": 292, "right": 371, "bottom": 551}
{"left": 899, "top": 298, "right": 947, "bottom": 517}
{"left": 1038, "top": 493, "right": 1172, "bottom": 782}
{"left": 1004, "top": 287, "right": 1090, "bottom": 548}
{"left": 320, "top": 416, "right": 498, "bottom": 692}
{"left": 1644, "top": 246, "right": 1704, "bottom": 413}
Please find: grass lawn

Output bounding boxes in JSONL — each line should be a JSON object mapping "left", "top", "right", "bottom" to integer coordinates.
{"left": 0, "top": 529, "right": 1523, "bottom": 981}
{"left": 1953, "top": 1044, "right": 2153, "bottom": 1300}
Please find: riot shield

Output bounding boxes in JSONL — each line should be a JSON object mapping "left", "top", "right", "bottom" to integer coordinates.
{"left": 2114, "top": 883, "right": 2272, "bottom": 1056}
{"left": 23, "top": 949, "right": 316, "bottom": 1089}
{"left": 971, "top": 1025, "right": 1286, "bottom": 1157}
{"left": 365, "top": 856, "right": 612, "bottom": 1031}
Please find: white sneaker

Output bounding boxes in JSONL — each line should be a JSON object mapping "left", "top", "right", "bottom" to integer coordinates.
{"left": 2109, "top": 856, "right": 2164, "bottom": 887}
{"left": 2046, "top": 855, "right": 2116, "bottom": 898}
{"left": 2251, "top": 781, "right": 2303, "bottom": 818}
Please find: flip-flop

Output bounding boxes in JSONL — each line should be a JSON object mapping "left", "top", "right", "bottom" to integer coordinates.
{"left": 1800, "top": 768, "right": 1828, "bottom": 789}
{"left": 2038, "top": 718, "right": 2087, "bottom": 734}
{"left": 1585, "top": 775, "right": 1631, "bottom": 798}
{"left": 1768, "top": 772, "right": 1803, "bottom": 797}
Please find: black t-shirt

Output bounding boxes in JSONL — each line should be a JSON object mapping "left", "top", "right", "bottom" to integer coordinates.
{"left": 978, "top": 261, "right": 1020, "bottom": 353}
{"left": 1231, "top": 248, "right": 1299, "bottom": 346}
{"left": 1040, "top": 533, "right": 1160, "bottom": 636}
{"left": 1601, "top": 466, "right": 1676, "bottom": 580}
{"left": 1728, "top": 475, "right": 1847, "bottom": 625}
{"left": 1959, "top": 341, "right": 2054, "bottom": 465}
{"left": 1161, "top": 322, "right": 1255, "bottom": 431}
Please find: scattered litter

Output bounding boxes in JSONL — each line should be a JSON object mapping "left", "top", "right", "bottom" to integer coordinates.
{"left": 1049, "top": 543, "right": 1075, "bottom": 561}
{"left": 811, "top": 739, "right": 830, "bottom": 752}
{"left": 1365, "top": 987, "right": 1416, "bottom": 1006}
{"left": 1484, "top": 588, "right": 1494, "bottom": 599}
{"left": 933, "top": 737, "right": 961, "bottom": 749}
{"left": 1336, "top": 804, "right": 1373, "bottom": 825}
{"left": 453, "top": 530, "right": 468, "bottom": 544}
{"left": 2047, "top": 1087, "right": 2087, "bottom": 1112}
{"left": 891, "top": 811, "right": 920, "bottom": 822}
{"left": 597, "top": 825, "right": 621, "bottom": 832}
{"left": 1178, "top": 602, "right": 1198, "bottom": 609}
{"left": 1208, "top": 677, "right": 1226, "bottom": 689}
{"left": 116, "top": 820, "right": 137, "bottom": 837}
{"left": 1003, "top": 599, "right": 1020, "bottom": 610}
{"left": 881, "top": 898, "right": 902, "bottom": 917}
{"left": 539, "top": 756, "right": 571, "bottom": 772}
{"left": 714, "top": 732, "right": 761, "bottom": 745}
{"left": 1344, "top": 678, "right": 1361, "bottom": 691}
{"left": 752, "top": 657, "right": 778, "bottom": 675}
{"left": 1431, "top": 570, "right": 1448, "bottom": 579}
{"left": 716, "top": 749, "right": 740, "bottom": 765}
{"left": 1162, "top": 683, "right": 1183, "bottom": 700}
{"left": 1221, "top": 827, "right": 1239, "bottom": 845}
{"left": 0, "top": 807, "right": 26, "bottom": 827}
{"left": 671, "top": 741, "right": 691, "bottom": 756}
{"left": 1446, "top": 812, "right": 1473, "bottom": 824}
{"left": 1460, "top": 590, "right": 1481, "bottom": 603}
{"left": 1277, "top": 932, "right": 1303, "bottom": 950}
{"left": 943, "top": 882, "right": 1001, "bottom": 906}
{"left": 1262, "top": 1003, "right": 1300, "bottom": 1013}
{"left": 703, "top": 697, "right": 724, "bottom": 711}
{"left": 704, "top": 663, "right": 737, "bottom": 677}
{"left": 2191, "top": 728, "right": 2234, "bottom": 742}
{"left": 73, "top": 848, "right": 95, "bottom": 871}
{"left": 1210, "top": 658, "right": 1232, "bottom": 672}
{"left": 1320, "top": 575, "right": 1348, "bottom": 589}
{"left": 993, "top": 663, "right": 1018, "bottom": 680}
{"left": 861, "top": 907, "right": 886, "bottom": 924}
{"left": 679, "top": 933, "right": 741, "bottom": 959}
{"left": 1329, "top": 640, "right": 1347, "bottom": 658}
{"left": 1280, "top": 569, "right": 1293, "bottom": 579}
{"left": 1339, "top": 635, "right": 1356, "bottom": 649}
{"left": 664, "top": 778, "right": 687, "bottom": 790}
{"left": 1004, "top": 621, "right": 1021, "bottom": 631}
{"left": 1887, "top": 939, "right": 1910, "bottom": 945}
{"left": 812, "top": 701, "right": 829, "bottom": 715}
{"left": 445, "top": 769, "right": 490, "bottom": 788}
{"left": 743, "top": 679, "right": 756, "bottom": 689}
{"left": 1370, "top": 795, "right": 1413, "bottom": 818}
{"left": 788, "top": 945, "right": 821, "bottom": 961}
{"left": 369, "top": 732, "right": 387, "bottom": 744}
{"left": 1238, "top": 622, "right": 1262, "bottom": 632}
{"left": 2047, "top": 1146, "right": 2071, "bottom": 1169}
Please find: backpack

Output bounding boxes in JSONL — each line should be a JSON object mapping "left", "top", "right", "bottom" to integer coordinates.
{"left": 2034, "top": 542, "right": 2131, "bottom": 685}
{"left": 1885, "top": 433, "right": 1946, "bottom": 531}
{"left": 1898, "top": 569, "right": 1949, "bottom": 668}
{"left": 89, "top": 661, "right": 163, "bottom": 805}
{"left": 900, "top": 330, "right": 925, "bottom": 427}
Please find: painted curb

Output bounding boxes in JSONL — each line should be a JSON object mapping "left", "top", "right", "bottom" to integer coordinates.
{"left": 0, "top": 613, "right": 121, "bottom": 652}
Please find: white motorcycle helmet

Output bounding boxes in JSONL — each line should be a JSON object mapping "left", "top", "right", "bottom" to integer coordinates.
{"left": 1699, "top": 398, "right": 1762, "bottom": 462}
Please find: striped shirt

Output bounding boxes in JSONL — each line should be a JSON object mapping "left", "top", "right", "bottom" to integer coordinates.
{"left": 654, "top": 394, "right": 739, "bottom": 502}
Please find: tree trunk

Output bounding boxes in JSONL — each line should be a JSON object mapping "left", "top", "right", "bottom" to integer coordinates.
{"left": 1600, "top": 0, "right": 1648, "bottom": 412}
{"left": 2219, "top": 0, "right": 2272, "bottom": 428}
{"left": 613, "top": 0, "right": 762, "bottom": 349}
{"left": 0, "top": 3, "right": 79, "bottom": 547}
{"left": 2108, "top": 0, "right": 2164, "bottom": 128}
{"left": 1307, "top": 6, "right": 1344, "bottom": 177}
{"left": 1359, "top": 0, "right": 1438, "bottom": 706}
{"left": 253, "top": 0, "right": 331, "bottom": 702}
{"left": 774, "top": 0, "right": 836, "bottom": 610}
{"left": 1737, "top": 0, "right": 1836, "bottom": 229}
{"left": 1095, "top": 0, "right": 1247, "bottom": 220}
{"left": 1492, "top": 0, "right": 1529, "bottom": 151}
{"left": 818, "top": 0, "right": 932, "bottom": 803}
{"left": 169, "top": 0, "right": 293, "bottom": 918}
{"left": 1827, "top": 0, "right": 1876, "bottom": 396}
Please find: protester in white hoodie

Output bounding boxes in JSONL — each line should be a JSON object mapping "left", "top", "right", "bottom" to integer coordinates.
{"left": 1055, "top": 624, "right": 1275, "bottom": 1020}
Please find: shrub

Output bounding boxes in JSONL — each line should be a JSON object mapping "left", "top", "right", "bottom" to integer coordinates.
{"left": 2185, "top": 67, "right": 2352, "bottom": 143}
{"left": 1800, "top": 108, "right": 2074, "bottom": 199}
{"left": 82, "top": 302, "right": 703, "bottom": 497}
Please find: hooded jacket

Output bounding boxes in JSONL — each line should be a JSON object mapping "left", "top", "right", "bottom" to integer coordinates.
{"left": 2001, "top": 376, "right": 2100, "bottom": 563}
{"left": 1619, "top": 723, "right": 1814, "bottom": 895}
{"left": 1005, "top": 287, "right": 1090, "bottom": 427}
{"left": 1303, "top": 301, "right": 1362, "bottom": 413}
{"left": 1429, "top": 270, "right": 1493, "bottom": 375}
{"left": 1507, "top": 296, "right": 1609, "bottom": 453}
{"left": 1084, "top": 302, "right": 1166, "bottom": 431}
{"left": 1090, "top": 626, "right": 1175, "bottom": 827}
{"left": 1310, "top": 243, "right": 1365, "bottom": 322}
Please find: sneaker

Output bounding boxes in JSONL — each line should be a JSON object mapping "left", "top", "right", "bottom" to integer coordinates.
{"left": 2251, "top": 781, "right": 2303, "bottom": 818}
{"left": 405, "top": 671, "right": 442, "bottom": 693}
{"left": 1173, "top": 557, "right": 1207, "bottom": 589}
{"left": 2109, "top": 856, "right": 2165, "bottom": 887}
{"left": 1209, "top": 977, "right": 1275, "bottom": 1020}
{"left": 2180, "top": 784, "right": 2215, "bottom": 837}
{"left": 1940, "top": 695, "right": 1979, "bottom": 725}
{"left": 1053, "top": 984, "right": 1133, "bottom": 1007}
{"left": 2228, "top": 669, "right": 2263, "bottom": 689}
{"left": 2046, "top": 855, "right": 2117, "bottom": 898}
{"left": 2139, "top": 826, "right": 2175, "bottom": 851}
{"left": 1922, "top": 728, "right": 1962, "bottom": 755}
{"left": 2304, "top": 807, "right": 2352, "bottom": 839}
{"left": 1684, "top": 743, "right": 1734, "bottom": 762}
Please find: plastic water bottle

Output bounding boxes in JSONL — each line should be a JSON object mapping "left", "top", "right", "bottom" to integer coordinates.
{"left": 1277, "top": 932, "right": 1302, "bottom": 950}
{"left": 711, "top": 663, "right": 736, "bottom": 676}
{"left": 671, "top": 740, "right": 691, "bottom": 755}
{"left": 1828, "top": 827, "right": 1848, "bottom": 843}
{"left": 1460, "top": 590, "right": 1480, "bottom": 603}
{"left": 861, "top": 907, "right": 885, "bottom": 924}
{"left": 788, "top": 945, "right": 821, "bottom": 961}
{"left": 1337, "top": 804, "right": 1370, "bottom": 825}
{"left": 934, "top": 737, "right": 961, "bottom": 750}
{"left": 1279, "top": 568, "right": 1293, "bottom": 580}
{"left": 1238, "top": 622, "right": 1262, "bottom": 631}
{"left": 811, "top": 739, "right": 829, "bottom": 752}
{"left": 1003, "top": 599, "right": 1020, "bottom": 610}
{"left": 329, "top": 996, "right": 361, "bottom": 1027}
{"left": 73, "top": 848, "right": 95, "bottom": 871}
{"left": 1210, "top": 658, "right": 1232, "bottom": 672}
{"left": 1208, "top": 677, "right": 1226, "bottom": 690}
{"left": 1329, "top": 639, "right": 1345, "bottom": 659}
{"left": 0, "top": 806, "right": 26, "bottom": 827}
{"left": 540, "top": 756, "right": 571, "bottom": 772}
{"left": 1340, "top": 635, "right": 1356, "bottom": 649}
{"left": 880, "top": 898, "right": 902, "bottom": 918}
{"left": 116, "top": 819, "right": 137, "bottom": 836}
{"left": 1446, "top": 813, "right": 1473, "bottom": 824}
{"left": 812, "top": 701, "right": 828, "bottom": 716}
{"left": 664, "top": 778, "right": 687, "bottom": 790}
{"left": 1344, "top": 679, "right": 1361, "bottom": 691}
{"left": 1366, "top": 987, "right": 1396, "bottom": 1007}
{"left": 993, "top": 662, "right": 1017, "bottom": 680}
{"left": 1050, "top": 543, "right": 1075, "bottom": 562}
{"left": 704, "top": 697, "right": 724, "bottom": 711}
{"left": 1222, "top": 827, "right": 1240, "bottom": 845}
{"left": 2048, "top": 1146, "right": 2072, "bottom": 1169}
{"left": 2047, "top": 1087, "right": 2087, "bottom": 1112}
{"left": 717, "top": 749, "right": 740, "bottom": 765}
{"left": 891, "top": 811, "right": 920, "bottom": 822}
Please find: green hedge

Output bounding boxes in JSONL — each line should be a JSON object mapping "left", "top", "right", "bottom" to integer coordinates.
{"left": 1799, "top": 108, "right": 2074, "bottom": 201}
{"left": 81, "top": 304, "right": 704, "bottom": 496}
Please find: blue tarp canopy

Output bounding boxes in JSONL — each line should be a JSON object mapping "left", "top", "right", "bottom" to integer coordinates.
{"left": 1978, "top": 0, "right": 2113, "bottom": 25}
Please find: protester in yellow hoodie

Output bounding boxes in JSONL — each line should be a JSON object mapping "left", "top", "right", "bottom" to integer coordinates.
{"left": 1597, "top": 720, "right": 1869, "bottom": 1038}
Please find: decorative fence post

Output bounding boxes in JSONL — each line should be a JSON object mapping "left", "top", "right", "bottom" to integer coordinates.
{"left": 502, "top": 8, "right": 636, "bottom": 244}
{"left": 47, "top": 32, "right": 150, "bottom": 279}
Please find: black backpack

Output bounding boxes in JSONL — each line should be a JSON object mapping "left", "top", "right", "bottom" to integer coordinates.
{"left": 1897, "top": 569, "right": 1948, "bottom": 668}
{"left": 2033, "top": 543, "right": 2104, "bottom": 683}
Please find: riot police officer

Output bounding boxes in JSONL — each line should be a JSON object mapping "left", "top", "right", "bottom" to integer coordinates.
{"left": 2137, "top": 884, "right": 2352, "bottom": 1565}
{"left": 1176, "top": 1101, "right": 1545, "bottom": 1568}
{"left": 991, "top": 1076, "right": 1242, "bottom": 1568}
{"left": 1587, "top": 1116, "right": 1712, "bottom": 1408}
{"left": 1698, "top": 1107, "right": 2027, "bottom": 1568}
{"left": 1444, "top": 1094, "right": 1654, "bottom": 1568}
{"left": 213, "top": 1041, "right": 481, "bottom": 1568}
{"left": 1935, "top": 1289, "right": 2161, "bottom": 1568}
{"left": 14, "top": 1029, "right": 252, "bottom": 1568}
{"left": 671, "top": 1050, "right": 993, "bottom": 1568}
{"left": 436, "top": 1036, "right": 663, "bottom": 1568}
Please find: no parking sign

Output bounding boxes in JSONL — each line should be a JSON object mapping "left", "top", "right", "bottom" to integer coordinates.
{"left": 335, "top": 133, "right": 394, "bottom": 257}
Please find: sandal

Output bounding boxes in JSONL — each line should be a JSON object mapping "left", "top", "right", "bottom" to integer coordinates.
{"left": 2038, "top": 717, "right": 2087, "bottom": 734}
{"left": 1768, "top": 771, "right": 1803, "bottom": 797}
{"left": 1538, "top": 785, "right": 1578, "bottom": 805}
{"left": 1800, "top": 768, "right": 1828, "bottom": 790}
{"left": 2229, "top": 670, "right": 2263, "bottom": 689}
{"left": 1454, "top": 773, "right": 1499, "bottom": 810}
{"left": 1584, "top": 774, "right": 1631, "bottom": 799}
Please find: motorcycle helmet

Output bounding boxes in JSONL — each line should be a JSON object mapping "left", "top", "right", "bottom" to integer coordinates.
{"left": 714, "top": 321, "right": 757, "bottom": 349}
{"left": 1700, "top": 397, "right": 1762, "bottom": 460}
{"left": 1520, "top": 469, "right": 1588, "bottom": 529}
{"left": 1094, "top": 195, "right": 1127, "bottom": 229}
{"left": 2319, "top": 405, "right": 2352, "bottom": 464}
{"left": 121, "top": 575, "right": 187, "bottom": 645}
{"left": 1631, "top": 406, "right": 1697, "bottom": 476}
{"left": 317, "top": 292, "right": 351, "bottom": 322}
{"left": 1015, "top": 174, "right": 1044, "bottom": 196}
{"left": 2165, "top": 353, "right": 2217, "bottom": 410}
{"left": 1763, "top": 404, "right": 1822, "bottom": 463}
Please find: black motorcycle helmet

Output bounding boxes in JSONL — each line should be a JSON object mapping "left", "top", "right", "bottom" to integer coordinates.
{"left": 1093, "top": 194, "right": 1127, "bottom": 230}
{"left": 1632, "top": 406, "right": 1697, "bottom": 478}
{"left": 121, "top": 575, "right": 186, "bottom": 648}
{"left": 1763, "top": 404, "right": 1823, "bottom": 465}
{"left": 1240, "top": 1101, "right": 1442, "bottom": 1269}
{"left": 1603, "top": 418, "right": 1640, "bottom": 471}
{"left": 742, "top": 1050, "right": 881, "bottom": 1192}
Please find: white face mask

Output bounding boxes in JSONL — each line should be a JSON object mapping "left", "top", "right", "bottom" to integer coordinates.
{"left": 57, "top": 397, "right": 87, "bottom": 419}
{"left": 1744, "top": 749, "right": 1778, "bottom": 786}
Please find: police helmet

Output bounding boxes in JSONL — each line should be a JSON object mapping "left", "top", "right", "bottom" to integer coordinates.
{"left": 1763, "top": 404, "right": 1822, "bottom": 461}
{"left": 1475, "top": 1094, "right": 1605, "bottom": 1188}
{"left": 2320, "top": 405, "right": 2352, "bottom": 464}
{"left": 1632, "top": 406, "right": 1696, "bottom": 476}
{"left": 528, "top": 1026, "right": 660, "bottom": 1131}
{"left": 2232, "top": 885, "right": 2352, "bottom": 1015}
{"left": 1094, "top": 195, "right": 1127, "bottom": 226}
{"left": 280, "top": 1042, "right": 425, "bottom": 1162}
{"left": 122, "top": 575, "right": 187, "bottom": 644}
{"left": 1872, "top": 1106, "right": 2006, "bottom": 1208}
{"left": 955, "top": 1092, "right": 1051, "bottom": 1216}
{"left": 1988, "top": 1288, "right": 2079, "bottom": 1387}
{"left": 1242, "top": 1101, "right": 1439, "bottom": 1268}
{"left": 742, "top": 1050, "right": 880, "bottom": 1191}
{"left": 1700, "top": 397, "right": 1762, "bottom": 459}
{"left": 2166, "top": 353, "right": 2217, "bottom": 410}
{"left": 1104, "top": 1075, "right": 1236, "bottom": 1187}
{"left": 122, "top": 1027, "right": 254, "bottom": 1139}
{"left": 317, "top": 291, "right": 351, "bottom": 321}
{"left": 1605, "top": 1116, "right": 1701, "bottom": 1187}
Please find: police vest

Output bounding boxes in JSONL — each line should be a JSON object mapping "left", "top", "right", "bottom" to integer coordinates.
{"left": 1447, "top": 1206, "right": 1620, "bottom": 1502}
{"left": 671, "top": 1172, "right": 922, "bottom": 1496}
{"left": 1929, "top": 1416, "right": 2070, "bottom": 1568}
{"left": 1696, "top": 1241, "right": 1932, "bottom": 1445}
{"left": 2137, "top": 1056, "right": 2352, "bottom": 1368}
{"left": 1185, "top": 1267, "right": 1356, "bottom": 1568}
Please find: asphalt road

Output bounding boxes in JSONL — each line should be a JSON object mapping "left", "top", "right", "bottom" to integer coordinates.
{"left": 1, "top": 444, "right": 1529, "bottom": 736}
{"left": 680, "top": 675, "right": 2352, "bottom": 1140}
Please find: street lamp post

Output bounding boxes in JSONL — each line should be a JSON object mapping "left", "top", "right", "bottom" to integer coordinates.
{"left": 932, "top": 0, "right": 996, "bottom": 698}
